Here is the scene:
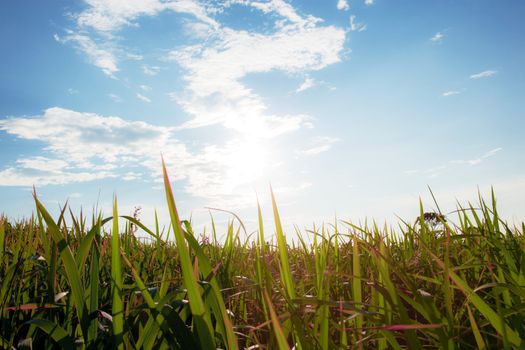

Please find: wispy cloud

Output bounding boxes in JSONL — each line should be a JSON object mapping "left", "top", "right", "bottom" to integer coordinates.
{"left": 60, "top": 0, "right": 346, "bottom": 139}
{"left": 299, "top": 136, "right": 340, "bottom": 156}
{"left": 126, "top": 53, "right": 143, "bottom": 61}
{"left": 364, "top": 0, "right": 374, "bottom": 6}
{"left": 43, "top": 1, "right": 348, "bottom": 207}
{"left": 0, "top": 108, "right": 279, "bottom": 208}
{"left": 76, "top": 0, "right": 217, "bottom": 33}
{"left": 58, "top": 1, "right": 217, "bottom": 77}
{"left": 442, "top": 90, "right": 461, "bottom": 97}
{"left": 136, "top": 93, "right": 151, "bottom": 103}
{"left": 470, "top": 70, "right": 497, "bottom": 79}
{"left": 142, "top": 65, "right": 160, "bottom": 76}
{"left": 452, "top": 147, "right": 502, "bottom": 166}
{"left": 0, "top": 166, "right": 113, "bottom": 187}
{"left": 169, "top": 2, "right": 346, "bottom": 137}
{"left": 337, "top": 0, "right": 350, "bottom": 11}
{"left": 296, "top": 77, "right": 315, "bottom": 93}
{"left": 0, "top": 156, "right": 113, "bottom": 186}
{"left": 430, "top": 32, "right": 444, "bottom": 42}
{"left": 55, "top": 31, "right": 118, "bottom": 77}
{"left": 405, "top": 148, "right": 503, "bottom": 177}
{"left": 108, "top": 93, "right": 123, "bottom": 102}
{"left": 349, "top": 15, "right": 367, "bottom": 32}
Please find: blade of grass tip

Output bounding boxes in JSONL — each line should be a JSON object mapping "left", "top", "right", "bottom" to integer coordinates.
{"left": 111, "top": 196, "right": 124, "bottom": 350}
{"left": 162, "top": 158, "right": 215, "bottom": 349}
{"left": 427, "top": 186, "right": 444, "bottom": 216}
{"left": 76, "top": 217, "right": 111, "bottom": 271}
{"left": 257, "top": 198, "right": 266, "bottom": 256}
{"left": 33, "top": 193, "right": 89, "bottom": 339}
{"left": 263, "top": 289, "right": 290, "bottom": 350}
{"left": 270, "top": 185, "right": 295, "bottom": 300}
{"left": 256, "top": 199, "right": 271, "bottom": 320}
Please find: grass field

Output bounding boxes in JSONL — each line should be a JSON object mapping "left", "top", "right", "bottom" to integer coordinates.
{"left": 1, "top": 163, "right": 524, "bottom": 349}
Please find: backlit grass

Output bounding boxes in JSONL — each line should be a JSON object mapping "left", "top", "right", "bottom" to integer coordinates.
{"left": 0, "top": 164, "right": 524, "bottom": 349}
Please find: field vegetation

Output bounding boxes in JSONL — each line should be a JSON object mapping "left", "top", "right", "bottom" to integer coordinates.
{"left": 1, "top": 162, "right": 524, "bottom": 349}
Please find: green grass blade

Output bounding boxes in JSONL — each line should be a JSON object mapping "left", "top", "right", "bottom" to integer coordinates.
{"left": 263, "top": 289, "right": 290, "bottom": 350}
{"left": 162, "top": 158, "right": 215, "bottom": 349}
{"left": 270, "top": 186, "right": 295, "bottom": 300}
{"left": 0, "top": 218, "right": 4, "bottom": 262}
{"left": 87, "top": 218, "right": 101, "bottom": 347}
{"left": 467, "top": 305, "right": 486, "bottom": 350}
{"left": 33, "top": 194, "right": 88, "bottom": 339}
{"left": 25, "top": 319, "right": 75, "bottom": 350}
{"left": 183, "top": 229, "right": 238, "bottom": 349}
{"left": 430, "top": 251, "right": 522, "bottom": 347}
{"left": 352, "top": 235, "right": 363, "bottom": 339}
{"left": 111, "top": 196, "right": 124, "bottom": 349}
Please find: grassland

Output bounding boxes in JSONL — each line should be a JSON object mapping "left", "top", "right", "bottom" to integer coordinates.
{"left": 1, "top": 163, "right": 524, "bottom": 349}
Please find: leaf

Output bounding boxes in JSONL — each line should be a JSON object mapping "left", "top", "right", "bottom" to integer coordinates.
{"left": 33, "top": 194, "right": 88, "bottom": 339}
{"left": 25, "top": 319, "right": 75, "bottom": 350}
{"left": 430, "top": 251, "right": 522, "bottom": 347}
{"left": 162, "top": 158, "right": 215, "bottom": 349}
{"left": 111, "top": 196, "right": 124, "bottom": 349}
{"left": 263, "top": 289, "right": 290, "bottom": 350}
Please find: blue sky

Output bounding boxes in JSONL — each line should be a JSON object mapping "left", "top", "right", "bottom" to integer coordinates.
{"left": 1, "top": 0, "right": 524, "bottom": 234}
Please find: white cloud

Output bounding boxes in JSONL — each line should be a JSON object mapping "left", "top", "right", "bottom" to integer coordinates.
{"left": 470, "top": 70, "right": 497, "bottom": 79}
{"left": 55, "top": 31, "right": 119, "bottom": 77}
{"left": 43, "top": 2, "right": 348, "bottom": 206}
{"left": 0, "top": 107, "right": 277, "bottom": 208}
{"left": 337, "top": 0, "right": 349, "bottom": 11}
{"left": 0, "top": 108, "right": 177, "bottom": 169}
{"left": 458, "top": 147, "right": 503, "bottom": 165}
{"left": 406, "top": 147, "right": 503, "bottom": 177}
{"left": 430, "top": 32, "right": 444, "bottom": 42}
{"left": 364, "top": 0, "right": 374, "bottom": 5}
{"left": 136, "top": 93, "right": 151, "bottom": 103}
{"left": 140, "top": 84, "right": 152, "bottom": 91}
{"left": 349, "top": 15, "right": 366, "bottom": 32}
{"left": 0, "top": 156, "right": 113, "bottom": 186}
{"left": 0, "top": 167, "right": 113, "bottom": 187}
{"left": 68, "top": 88, "right": 79, "bottom": 95}
{"left": 248, "top": 0, "right": 320, "bottom": 27}
{"left": 122, "top": 171, "right": 143, "bottom": 181}
{"left": 126, "top": 53, "right": 143, "bottom": 60}
{"left": 16, "top": 157, "right": 69, "bottom": 172}
{"left": 442, "top": 90, "right": 460, "bottom": 97}
{"left": 60, "top": 1, "right": 346, "bottom": 140}
{"left": 142, "top": 65, "right": 160, "bottom": 76}
{"left": 299, "top": 136, "right": 340, "bottom": 156}
{"left": 108, "top": 93, "right": 123, "bottom": 102}
{"left": 76, "top": 0, "right": 217, "bottom": 33}
{"left": 296, "top": 77, "right": 315, "bottom": 93}
{"left": 61, "top": 1, "right": 217, "bottom": 78}
{"left": 169, "top": 4, "right": 346, "bottom": 137}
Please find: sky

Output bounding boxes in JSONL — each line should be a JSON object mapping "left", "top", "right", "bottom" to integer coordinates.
{"left": 1, "top": 0, "right": 525, "bottom": 237}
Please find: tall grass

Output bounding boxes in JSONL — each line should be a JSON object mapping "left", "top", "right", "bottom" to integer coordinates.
{"left": 0, "top": 166, "right": 524, "bottom": 348}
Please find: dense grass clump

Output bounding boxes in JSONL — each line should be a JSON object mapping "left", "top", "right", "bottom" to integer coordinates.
{"left": 1, "top": 165, "right": 524, "bottom": 349}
